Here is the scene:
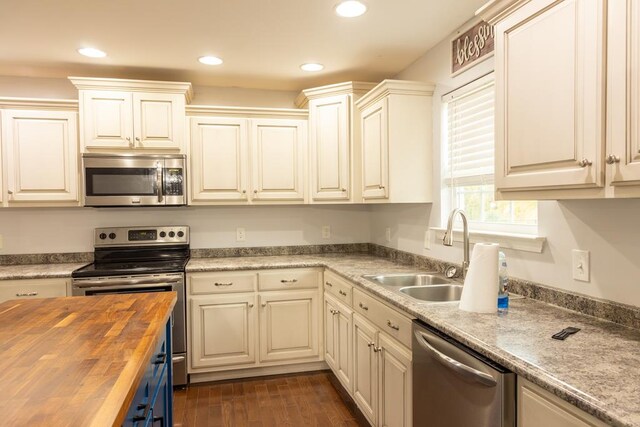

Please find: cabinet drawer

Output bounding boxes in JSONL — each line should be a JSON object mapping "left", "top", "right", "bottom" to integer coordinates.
{"left": 324, "top": 270, "right": 352, "bottom": 306}
{"left": 0, "top": 278, "right": 67, "bottom": 303}
{"left": 258, "top": 268, "right": 321, "bottom": 291}
{"left": 189, "top": 271, "right": 257, "bottom": 295}
{"left": 353, "top": 288, "right": 413, "bottom": 348}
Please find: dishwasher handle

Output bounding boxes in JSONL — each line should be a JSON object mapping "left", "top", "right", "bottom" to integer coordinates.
{"left": 414, "top": 330, "right": 497, "bottom": 387}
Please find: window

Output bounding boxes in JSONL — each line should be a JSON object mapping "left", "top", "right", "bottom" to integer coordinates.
{"left": 442, "top": 74, "right": 537, "bottom": 235}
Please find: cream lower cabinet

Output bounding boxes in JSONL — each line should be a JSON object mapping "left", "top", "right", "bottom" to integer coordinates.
{"left": 518, "top": 377, "right": 607, "bottom": 427}
{"left": 187, "top": 268, "right": 322, "bottom": 378}
{"left": 259, "top": 290, "right": 319, "bottom": 362}
{"left": 1, "top": 108, "right": 80, "bottom": 206}
{"left": 190, "top": 293, "right": 257, "bottom": 369}
{"left": 0, "top": 278, "right": 68, "bottom": 303}
{"left": 352, "top": 313, "right": 412, "bottom": 427}
{"left": 324, "top": 294, "right": 353, "bottom": 393}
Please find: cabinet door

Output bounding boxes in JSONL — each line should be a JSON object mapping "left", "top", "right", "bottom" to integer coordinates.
{"left": 378, "top": 333, "right": 412, "bottom": 427}
{"left": 133, "top": 92, "right": 184, "bottom": 151}
{"left": 331, "top": 296, "right": 353, "bottom": 393}
{"left": 81, "top": 90, "right": 133, "bottom": 149}
{"left": 2, "top": 109, "right": 79, "bottom": 203}
{"left": 250, "top": 119, "right": 306, "bottom": 202}
{"left": 309, "top": 95, "right": 350, "bottom": 201}
{"left": 259, "top": 290, "right": 319, "bottom": 362}
{"left": 494, "top": 0, "right": 606, "bottom": 192}
{"left": 324, "top": 296, "right": 338, "bottom": 371}
{"left": 190, "top": 294, "right": 257, "bottom": 369}
{"left": 608, "top": 1, "right": 640, "bottom": 188}
{"left": 353, "top": 313, "right": 378, "bottom": 426}
{"left": 361, "top": 98, "right": 389, "bottom": 199}
{"left": 190, "top": 117, "right": 249, "bottom": 202}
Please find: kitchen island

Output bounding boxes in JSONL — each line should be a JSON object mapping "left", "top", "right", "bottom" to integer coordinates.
{"left": 0, "top": 292, "right": 175, "bottom": 426}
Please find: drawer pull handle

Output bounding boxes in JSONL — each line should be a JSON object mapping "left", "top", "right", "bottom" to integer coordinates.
{"left": 325, "top": 281, "right": 333, "bottom": 287}
{"left": 339, "top": 290, "right": 347, "bottom": 296}
{"left": 154, "top": 353, "right": 167, "bottom": 365}
{"left": 214, "top": 282, "right": 233, "bottom": 286}
{"left": 280, "top": 279, "right": 298, "bottom": 284}
{"left": 359, "top": 302, "right": 368, "bottom": 310}
{"left": 387, "top": 320, "right": 400, "bottom": 331}
{"left": 16, "top": 292, "right": 38, "bottom": 297}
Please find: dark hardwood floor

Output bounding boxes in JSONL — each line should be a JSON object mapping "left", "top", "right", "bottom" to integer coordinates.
{"left": 173, "top": 370, "right": 369, "bottom": 427}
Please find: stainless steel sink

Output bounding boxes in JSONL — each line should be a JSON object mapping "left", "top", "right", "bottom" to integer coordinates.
{"left": 400, "top": 284, "right": 463, "bottom": 302}
{"left": 363, "top": 273, "right": 450, "bottom": 287}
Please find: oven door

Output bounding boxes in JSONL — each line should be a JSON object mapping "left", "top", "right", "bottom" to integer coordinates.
{"left": 83, "top": 156, "right": 167, "bottom": 207}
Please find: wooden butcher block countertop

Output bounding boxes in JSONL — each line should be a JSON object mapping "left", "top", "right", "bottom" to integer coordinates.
{"left": 0, "top": 292, "right": 176, "bottom": 427}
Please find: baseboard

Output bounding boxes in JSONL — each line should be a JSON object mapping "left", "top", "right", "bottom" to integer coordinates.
{"left": 189, "top": 361, "right": 329, "bottom": 383}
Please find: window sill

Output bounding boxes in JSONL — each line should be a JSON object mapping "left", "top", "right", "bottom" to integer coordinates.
{"left": 430, "top": 227, "right": 546, "bottom": 253}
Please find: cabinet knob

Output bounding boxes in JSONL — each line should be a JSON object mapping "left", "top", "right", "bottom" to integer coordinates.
{"left": 242, "top": 190, "right": 247, "bottom": 194}
{"left": 254, "top": 190, "right": 258, "bottom": 194}
{"left": 367, "top": 342, "right": 375, "bottom": 348}
{"left": 7, "top": 190, "right": 13, "bottom": 195}
{"left": 135, "top": 137, "right": 141, "bottom": 142}
{"left": 373, "top": 346, "right": 382, "bottom": 353}
{"left": 606, "top": 154, "right": 620, "bottom": 165}
{"left": 578, "top": 158, "right": 592, "bottom": 168}
{"left": 341, "top": 188, "right": 346, "bottom": 192}
{"left": 378, "top": 185, "right": 385, "bottom": 189}
{"left": 248, "top": 303, "right": 254, "bottom": 308}
{"left": 261, "top": 303, "right": 267, "bottom": 307}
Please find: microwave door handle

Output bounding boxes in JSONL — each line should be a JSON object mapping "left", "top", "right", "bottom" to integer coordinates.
{"left": 156, "top": 162, "right": 164, "bottom": 203}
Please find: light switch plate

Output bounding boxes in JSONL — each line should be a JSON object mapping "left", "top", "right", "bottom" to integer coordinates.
{"left": 322, "top": 226, "right": 331, "bottom": 239}
{"left": 236, "top": 227, "right": 246, "bottom": 242}
{"left": 0, "top": 234, "right": 3, "bottom": 249}
{"left": 385, "top": 227, "right": 391, "bottom": 243}
{"left": 424, "top": 230, "right": 431, "bottom": 250}
{"left": 572, "top": 249, "right": 590, "bottom": 282}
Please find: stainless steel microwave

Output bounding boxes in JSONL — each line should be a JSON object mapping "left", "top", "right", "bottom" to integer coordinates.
{"left": 82, "top": 154, "right": 186, "bottom": 207}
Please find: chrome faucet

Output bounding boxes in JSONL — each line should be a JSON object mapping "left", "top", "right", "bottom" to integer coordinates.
{"left": 443, "top": 209, "right": 470, "bottom": 278}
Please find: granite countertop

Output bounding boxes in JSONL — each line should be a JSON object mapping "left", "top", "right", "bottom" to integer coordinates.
{"left": 0, "top": 263, "right": 88, "bottom": 280}
{"left": 0, "top": 292, "right": 176, "bottom": 426}
{"left": 187, "top": 254, "right": 640, "bottom": 427}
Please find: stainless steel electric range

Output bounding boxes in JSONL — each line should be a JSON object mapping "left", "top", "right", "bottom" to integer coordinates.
{"left": 71, "top": 225, "right": 190, "bottom": 386}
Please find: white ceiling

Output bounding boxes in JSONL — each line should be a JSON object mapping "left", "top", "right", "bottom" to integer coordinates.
{"left": 0, "top": 0, "right": 486, "bottom": 91}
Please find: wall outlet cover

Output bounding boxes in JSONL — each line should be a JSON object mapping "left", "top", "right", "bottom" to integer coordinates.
{"left": 322, "top": 226, "right": 331, "bottom": 239}
{"left": 572, "top": 249, "right": 590, "bottom": 282}
{"left": 385, "top": 227, "right": 391, "bottom": 243}
{"left": 236, "top": 227, "right": 246, "bottom": 242}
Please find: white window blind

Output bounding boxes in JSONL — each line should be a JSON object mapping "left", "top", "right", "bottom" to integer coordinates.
{"left": 443, "top": 78, "right": 495, "bottom": 187}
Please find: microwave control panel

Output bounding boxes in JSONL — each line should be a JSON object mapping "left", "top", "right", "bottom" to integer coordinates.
{"left": 164, "top": 168, "right": 184, "bottom": 195}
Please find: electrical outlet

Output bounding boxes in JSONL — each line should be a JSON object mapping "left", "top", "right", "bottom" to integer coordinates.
{"left": 322, "top": 226, "right": 331, "bottom": 239}
{"left": 572, "top": 249, "right": 590, "bottom": 282}
{"left": 0, "top": 234, "right": 3, "bottom": 249}
{"left": 236, "top": 227, "right": 246, "bottom": 242}
{"left": 385, "top": 227, "right": 391, "bottom": 243}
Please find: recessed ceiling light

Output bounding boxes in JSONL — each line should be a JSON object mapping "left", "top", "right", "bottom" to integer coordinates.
{"left": 198, "top": 56, "right": 223, "bottom": 65}
{"left": 77, "top": 47, "right": 107, "bottom": 58}
{"left": 335, "top": 1, "right": 367, "bottom": 18}
{"left": 300, "top": 63, "right": 324, "bottom": 72}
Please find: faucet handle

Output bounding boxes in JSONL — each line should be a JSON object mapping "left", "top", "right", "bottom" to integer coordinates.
{"left": 444, "top": 266, "right": 458, "bottom": 278}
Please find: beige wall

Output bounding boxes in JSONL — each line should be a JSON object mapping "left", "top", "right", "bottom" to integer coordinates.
{"left": 369, "top": 18, "right": 640, "bottom": 307}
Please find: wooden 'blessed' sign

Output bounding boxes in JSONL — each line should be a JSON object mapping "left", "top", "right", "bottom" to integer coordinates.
{"left": 451, "top": 21, "right": 494, "bottom": 75}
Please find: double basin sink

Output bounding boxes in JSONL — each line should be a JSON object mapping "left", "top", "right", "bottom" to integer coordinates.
{"left": 362, "top": 273, "right": 462, "bottom": 303}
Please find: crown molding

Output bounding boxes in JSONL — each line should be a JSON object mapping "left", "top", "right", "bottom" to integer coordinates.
{"left": 186, "top": 104, "right": 308, "bottom": 119}
{"left": 476, "top": 0, "right": 530, "bottom": 25}
{"left": 68, "top": 77, "right": 194, "bottom": 103}
{"left": 295, "top": 81, "right": 379, "bottom": 108}
{"left": 355, "top": 79, "right": 435, "bottom": 110}
{"left": 0, "top": 97, "right": 78, "bottom": 111}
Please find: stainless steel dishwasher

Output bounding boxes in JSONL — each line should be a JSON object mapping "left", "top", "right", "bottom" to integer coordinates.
{"left": 413, "top": 320, "right": 515, "bottom": 427}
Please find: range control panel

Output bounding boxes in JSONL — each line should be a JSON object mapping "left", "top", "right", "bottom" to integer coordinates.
{"left": 94, "top": 226, "right": 190, "bottom": 247}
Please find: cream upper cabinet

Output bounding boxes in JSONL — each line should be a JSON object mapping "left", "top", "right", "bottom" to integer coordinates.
{"left": 355, "top": 80, "right": 434, "bottom": 203}
{"left": 487, "top": 0, "right": 606, "bottom": 195}
{"left": 1, "top": 108, "right": 79, "bottom": 205}
{"left": 189, "top": 117, "right": 249, "bottom": 203}
{"left": 70, "top": 77, "right": 192, "bottom": 154}
{"left": 250, "top": 118, "right": 307, "bottom": 202}
{"left": 298, "top": 82, "right": 376, "bottom": 203}
{"left": 190, "top": 293, "right": 257, "bottom": 369}
{"left": 258, "top": 289, "right": 319, "bottom": 363}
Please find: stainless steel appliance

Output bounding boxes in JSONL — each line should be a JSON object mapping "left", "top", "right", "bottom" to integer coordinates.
{"left": 72, "top": 226, "right": 190, "bottom": 386}
{"left": 82, "top": 154, "right": 186, "bottom": 207}
{"left": 412, "top": 320, "right": 515, "bottom": 427}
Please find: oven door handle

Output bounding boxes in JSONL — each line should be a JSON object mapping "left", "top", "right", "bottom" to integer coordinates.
{"left": 74, "top": 278, "right": 181, "bottom": 288}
